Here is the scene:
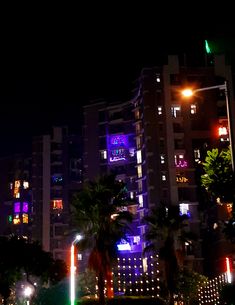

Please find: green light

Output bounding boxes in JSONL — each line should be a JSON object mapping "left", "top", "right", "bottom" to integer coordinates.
{"left": 205, "top": 40, "right": 211, "bottom": 54}
{"left": 8, "top": 215, "right": 12, "bottom": 222}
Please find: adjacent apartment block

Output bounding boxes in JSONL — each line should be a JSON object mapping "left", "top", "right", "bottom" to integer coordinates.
{"left": 31, "top": 126, "right": 83, "bottom": 261}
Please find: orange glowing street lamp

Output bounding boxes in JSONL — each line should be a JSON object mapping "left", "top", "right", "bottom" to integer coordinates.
{"left": 182, "top": 81, "right": 234, "bottom": 172}
{"left": 70, "top": 234, "right": 83, "bottom": 305}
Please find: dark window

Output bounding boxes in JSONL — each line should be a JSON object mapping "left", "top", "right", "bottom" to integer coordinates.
{"left": 54, "top": 226, "right": 64, "bottom": 236}
{"left": 99, "top": 137, "right": 107, "bottom": 149}
{"left": 51, "top": 154, "right": 62, "bottom": 163}
{"left": 99, "top": 124, "right": 106, "bottom": 136}
{"left": 109, "top": 124, "right": 124, "bottom": 134}
{"left": 170, "top": 74, "right": 181, "bottom": 85}
{"left": 51, "top": 142, "right": 62, "bottom": 151}
{"left": 109, "top": 111, "right": 122, "bottom": 121}
{"left": 159, "top": 139, "right": 165, "bottom": 150}
{"left": 99, "top": 111, "right": 106, "bottom": 122}
{"left": 51, "top": 165, "right": 63, "bottom": 173}
{"left": 173, "top": 123, "right": 183, "bottom": 133}
{"left": 174, "top": 139, "right": 184, "bottom": 150}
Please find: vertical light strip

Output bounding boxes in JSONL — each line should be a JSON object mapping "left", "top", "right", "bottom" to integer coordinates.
{"left": 226, "top": 257, "right": 232, "bottom": 283}
{"left": 71, "top": 244, "right": 75, "bottom": 305}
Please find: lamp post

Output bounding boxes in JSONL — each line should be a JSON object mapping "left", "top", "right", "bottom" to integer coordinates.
{"left": 70, "top": 234, "right": 82, "bottom": 305}
{"left": 24, "top": 286, "right": 33, "bottom": 305}
{"left": 182, "top": 81, "right": 234, "bottom": 172}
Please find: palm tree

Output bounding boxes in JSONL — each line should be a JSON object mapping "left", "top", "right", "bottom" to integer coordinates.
{"left": 72, "top": 174, "right": 133, "bottom": 305}
{"left": 144, "top": 204, "right": 196, "bottom": 305}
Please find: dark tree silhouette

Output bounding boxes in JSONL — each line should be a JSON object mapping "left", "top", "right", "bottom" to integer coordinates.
{"left": 144, "top": 205, "right": 196, "bottom": 305}
{"left": 0, "top": 236, "right": 67, "bottom": 304}
{"left": 72, "top": 174, "right": 133, "bottom": 305}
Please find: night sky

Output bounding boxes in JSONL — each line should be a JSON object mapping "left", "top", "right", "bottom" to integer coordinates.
{"left": 1, "top": 5, "right": 235, "bottom": 156}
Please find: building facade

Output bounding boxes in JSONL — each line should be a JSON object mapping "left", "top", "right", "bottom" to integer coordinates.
{"left": 31, "top": 126, "right": 83, "bottom": 261}
{"left": 0, "top": 154, "right": 32, "bottom": 238}
{"left": 83, "top": 54, "right": 235, "bottom": 294}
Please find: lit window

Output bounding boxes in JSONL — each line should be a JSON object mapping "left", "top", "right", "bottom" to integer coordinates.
{"left": 100, "top": 150, "right": 107, "bottom": 160}
{"left": 138, "top": 180, "right": 143, "bottom": 192}
{"left": 133, "top": 236, "right": 140, "bottom": 244}
{"left": 139, "top": 210, "right": 144, "bottom": 219}
{"left": 174, "top": 154, "right": 188, "bottom": 168}
{"left": 135, "top": 122, "right": 141, "bottom": 133}
{"left": 157, "top": 106, "right": 162, "bottom": 115}
{"left": 130, "top": 191, "right": 134, "bottom": 199}
{"left": 23, "top": 181, "right": 29, "bottom": 189}
{"left": 14, "top": 202, "right": 20, "bottom": 213}
{"left": 171, "top": 105, "right": 181, "bottom": 118}
{"left": 138, "top": 195, "right": 143, "bottom": 207}
{"left": 22, "top": 213, "right": 28, "bottom": 224}
{"left": 190, "top": 104, "right": 197, "bottom": 114}
{"left": 52, "top": 175, "right": 63, "bottom": 184}
{"left": 110, "top": 134, "right": 127, "bottom": 146}
{"left": 136, "top": 137, "right": 141, "bottom": 149}
{"left": 52, "top": 200, "right": 63, "bottom": 210}
{"left": 110, "top": 149, "right": 126, "bottom": 162}
{"left": 218, "top": 126, "right": 228, "bottom": 136}
{"left": 137, "top": 165, "right": 142, "bottom": 178}
{"left": 136, "top": 150, "right": 142, "bottom": 164}
{"left": 218, "top": 126, "right": 229, "bottom": 142}
{"left": 161, "top": 174, "right": 166, "bottom": 181}
{"left": 22, "top": 202, "right": 29, "bottom": 213}
{"left": 194, "top": 149, "right": 200, "bottom": 162}
{"left": 13, "top": 214, "right": 20, "bottom": 225}
{"left": 129, "top": 148, "right": 135, "bottom": 157}
{"left": 160, "top": 154, "right": 165, "bottom": 164}
{"left": 135, "top": 110, "right": 140, "bottom": 119}
{"left": 143, "top": 257, "right": 147, "bottom": 272}
{"left": 176, "top": 174, "right": 189, "bottom": 183}
{"left": 78, "top": 253, "right": 82, "bottom": 261}
{"left": 13, "top": 180, "right": 21, "bottom": 198}
{"left": 179, "top": 203, "right": 191, "bottom": 217}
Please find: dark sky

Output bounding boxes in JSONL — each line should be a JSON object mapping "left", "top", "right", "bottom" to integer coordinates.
{"left": 1, "top": 5, "right": 235, "bottom": 156}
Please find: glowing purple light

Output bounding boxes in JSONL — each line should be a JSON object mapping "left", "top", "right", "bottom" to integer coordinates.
{"left": 117, "top": 243, "right": 131, "bottom": 251}
{"left": 176, "top": 160, "right": 188, "bottom": 168}
{"left": 22, "top": 202, "right": 29, "bottom": 213}
{"left": 14, "top": 202, "right": 20, "bottom": 213}
{"left": 110, "top": 135, "right": 128, "bottom": 146}
{"left": 109, "top": 149, "right": 126, "bottom": 162}
{"left": 108, "top": 134, "right": 129, "bottom": 163}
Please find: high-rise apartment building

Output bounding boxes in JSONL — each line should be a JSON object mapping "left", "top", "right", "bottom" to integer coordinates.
{"left": 83, "top": 54, "right": 235, "bottom": 293}
{"left": 132, "top": 54, "right": 235, "bottom": 277}
{"left": 31, "top": 126, "right": 83, "bottom": 261}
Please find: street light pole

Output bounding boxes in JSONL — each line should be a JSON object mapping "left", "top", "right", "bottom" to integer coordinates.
{"left": 182, "top": 81, "right": 234, "bottom": 172}
{"left": 70, "top": 234, "right": 82, "bottom": 305}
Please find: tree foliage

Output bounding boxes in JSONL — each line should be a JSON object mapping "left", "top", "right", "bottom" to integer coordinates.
{"left": 144, "top": 205, "right": 196, "bottom": 305}
{"left": 72, "top": 174, "right": 133, "bottom": 305}
{"left": 176, "top": 268, "right": 208, "bottom": 305}
{"left": 201, "top": 147, "right": 235, "bottom": 243}
{"left": 219, "top": 282, "right": 235, "bottom": 304}
{"left": 201, "top": 148, "right": 234, "bottom": 202}
{"left": 0, "top": 236, "right": 67, "bottom": 304}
